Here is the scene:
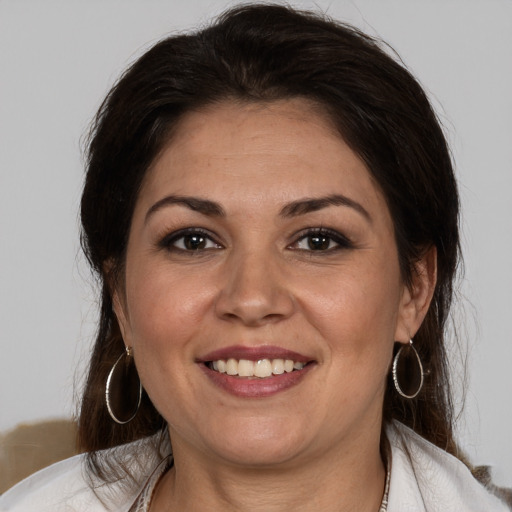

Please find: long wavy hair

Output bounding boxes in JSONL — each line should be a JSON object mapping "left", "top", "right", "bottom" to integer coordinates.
{"left": 79, "top": 3, "right": 462, "bottom": 479}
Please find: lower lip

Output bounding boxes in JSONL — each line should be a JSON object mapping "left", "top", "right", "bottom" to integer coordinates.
{"left": 200, "top": 363, "right": 314, "bottom": 398}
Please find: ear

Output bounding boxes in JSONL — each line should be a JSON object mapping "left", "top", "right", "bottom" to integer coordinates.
{"left": 112, "top": 287, "right": 131, "bottom": 346}
{"left": 394, "top": 245, "right": 437, "bottom": 343}
{"left": 104, "top": 259, "right": 131, "bottom": 347}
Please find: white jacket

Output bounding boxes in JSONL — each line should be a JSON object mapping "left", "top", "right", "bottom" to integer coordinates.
{"left": 0, "top": 421, "right": 508, "bottom": 511}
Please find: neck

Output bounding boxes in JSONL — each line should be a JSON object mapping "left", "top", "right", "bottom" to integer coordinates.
{"left": 150, "top": 424, "right": 386, "bottom": 512}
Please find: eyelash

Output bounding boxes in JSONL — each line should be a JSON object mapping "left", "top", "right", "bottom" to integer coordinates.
{"left": 159, "top": 228, "right": 222, "bottom": 252}
{"left": 290, "top": 228, "right": 354, "bottom": 253}
{"left": 158, "top": 227, "right": 354, "bottom": 254}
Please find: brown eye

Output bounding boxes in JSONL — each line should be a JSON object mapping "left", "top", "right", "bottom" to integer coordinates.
{"left": 183, "top": 234, "right": 208, "bottom": 250}
{"left": 307, "top": 235, "right": 331, "bottom": 251}
{"left": 161, "top": 229, "right": 222, "bottom": 252}
{"left": 291, "top": 229, "right": 354, "bottom": 252}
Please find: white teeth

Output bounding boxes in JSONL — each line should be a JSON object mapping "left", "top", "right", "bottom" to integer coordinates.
{"left": 272, "top": 359, "right": 285, "bottom": 375}
{"left": 254, "top": 359, "right": 273, "bottom": 378}
{"left": 226, "top": 358, "right": 238, "bottom": 376}
{"left": 238, "top": 359, "right": 254, "bottom": 377}
{"left": 284, "top": 359, "right": 294, "bottom": 373}
{"left": 209, "top": 358, "right": 307, "bottom": 378}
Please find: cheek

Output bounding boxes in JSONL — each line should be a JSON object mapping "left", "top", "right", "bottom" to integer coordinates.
{"left": 122, "top": 267, "right": 211, "bottom": 418}
{"left": 299, "top": 260, "right": 402, "bottom": 351}
{"left": 298, "top": 256, "right": 402, "bottom": 407}
{"left": 125, "top": 261, "right": 214, "bottom": 346}
{"left": 121, "top": 263, "right": 217, "bottom": 407}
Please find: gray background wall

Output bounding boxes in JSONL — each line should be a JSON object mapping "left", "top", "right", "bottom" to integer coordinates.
{"left": 1, "top": 0, "right": 511, "bottom": 486}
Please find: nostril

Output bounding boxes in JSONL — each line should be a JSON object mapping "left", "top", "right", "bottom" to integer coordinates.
{"left": 220, "top": 311, "right": 287, "bottom": 327}
{"left": 214, "top": 268, "right": 296, "bottom": 326}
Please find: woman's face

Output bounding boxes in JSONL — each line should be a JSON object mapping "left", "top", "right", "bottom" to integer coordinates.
{"left": 114, "top": 99, "right": 424, "bottom": 468}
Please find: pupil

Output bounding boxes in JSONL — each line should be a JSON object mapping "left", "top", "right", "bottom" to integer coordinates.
{"left": 184, "top": 234, "right": 206, "bottom": 250}
{"left": 308, "top": 235, "right": 329, "bottom": 250}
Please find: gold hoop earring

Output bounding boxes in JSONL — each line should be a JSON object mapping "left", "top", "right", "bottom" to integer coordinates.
{"left": 105, "top": 346, "right": 142, "bottom": 424}
{"left": 392, "top": 339, "right": 424, "bottom": 399}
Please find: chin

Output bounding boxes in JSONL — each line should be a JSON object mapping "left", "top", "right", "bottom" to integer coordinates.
{"left": 202, "top": 416, "right": 311, "bottom": 468}
{"left": 214, "top": 439, "right": 307, "bottom": 468}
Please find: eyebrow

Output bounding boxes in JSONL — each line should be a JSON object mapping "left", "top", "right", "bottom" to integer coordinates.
{"left": 279, "top": 194, "right": 371, "bottom": 222}
{"left": 145, "top": 195, "right": 225, "bottom": 223}
{"left": 145, "top": 193, "right": 371, "bottom": 223}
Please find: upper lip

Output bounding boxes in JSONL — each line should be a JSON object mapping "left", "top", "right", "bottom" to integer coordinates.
{"left": 197, "top": 345, "right": 313, "bottom": 363}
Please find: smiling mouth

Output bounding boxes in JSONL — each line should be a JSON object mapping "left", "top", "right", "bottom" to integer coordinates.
{"left": 206, "top": 358, "right": 308, "bottom": 378}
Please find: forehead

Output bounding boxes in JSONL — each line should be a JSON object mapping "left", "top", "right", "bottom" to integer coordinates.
{"left": 137, "top": 99, "right": 388, "bottom": 219}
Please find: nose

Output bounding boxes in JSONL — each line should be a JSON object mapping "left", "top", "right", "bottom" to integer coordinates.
{"left": 214, "top": 249, "right": 296, "bottom": 327}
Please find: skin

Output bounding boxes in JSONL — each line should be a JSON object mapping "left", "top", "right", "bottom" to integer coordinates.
{"left": 113, "top": 99, "right": 436, "bottom": 511}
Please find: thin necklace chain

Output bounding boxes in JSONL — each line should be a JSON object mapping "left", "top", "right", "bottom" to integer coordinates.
{"left": 138, "top": 455, "right": 391, "bottom": 512}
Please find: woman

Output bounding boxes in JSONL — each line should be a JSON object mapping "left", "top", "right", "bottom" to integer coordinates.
{"left": 0, "top": 4, "right": 508, "bottom": 511}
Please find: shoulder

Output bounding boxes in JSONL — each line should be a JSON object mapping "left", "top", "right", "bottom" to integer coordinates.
{"left": 0, "top": 434, "right": 169, "bottom": 512}
{"left": 386, "top": 421, "right": 509, "bottom": 512}
{"left": 0, "top": 454, "right": 110, "bottom": 512}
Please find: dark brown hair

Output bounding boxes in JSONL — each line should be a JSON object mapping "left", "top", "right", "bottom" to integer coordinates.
{"left": 79, "top": 3, "right": 461, "bottom": 477}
